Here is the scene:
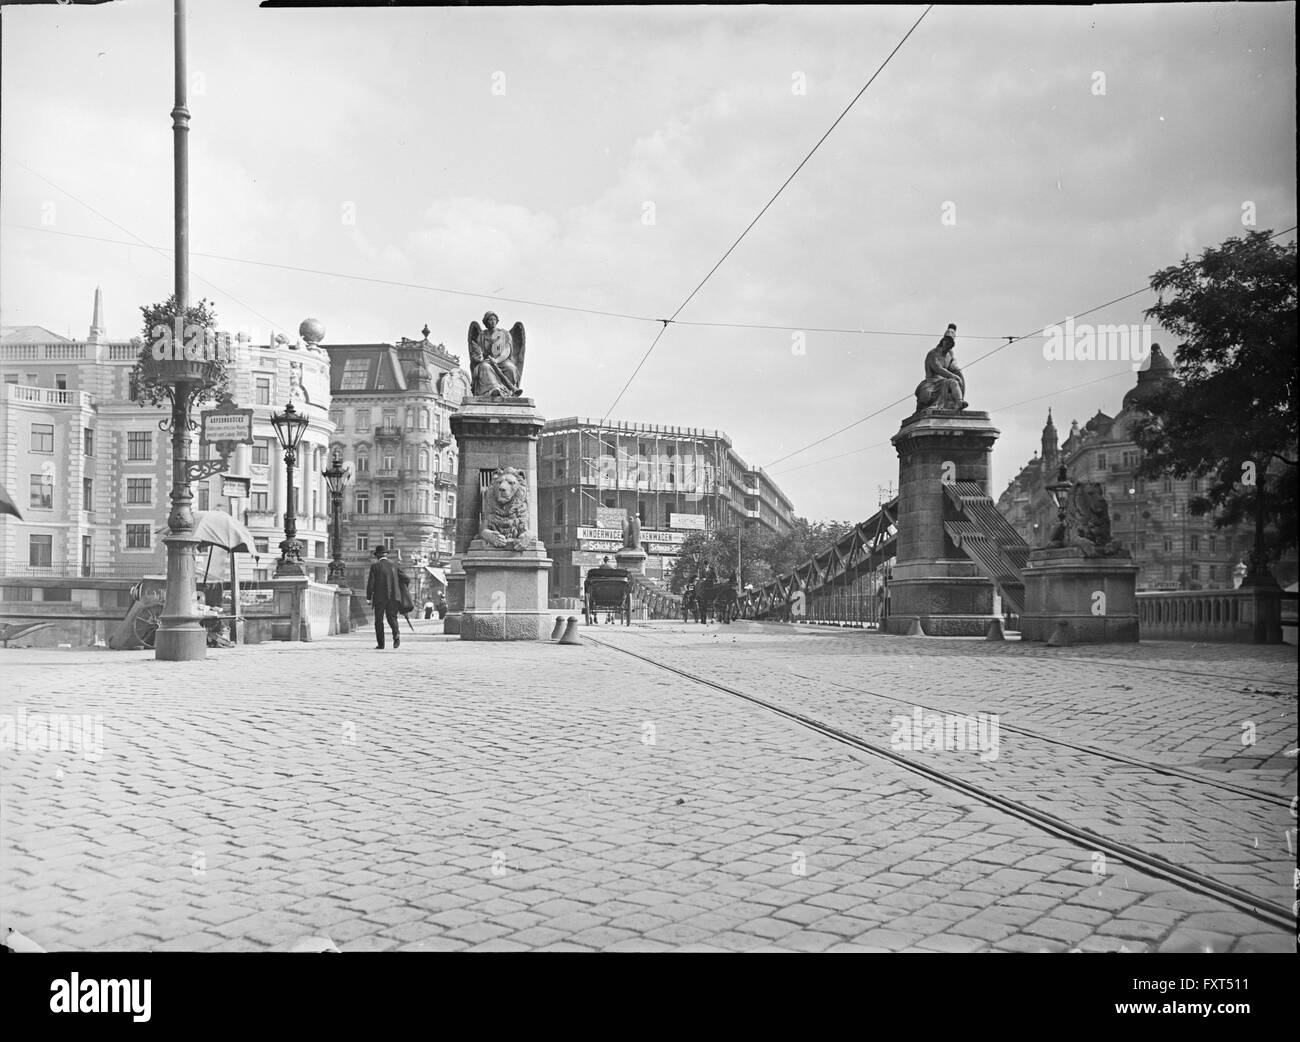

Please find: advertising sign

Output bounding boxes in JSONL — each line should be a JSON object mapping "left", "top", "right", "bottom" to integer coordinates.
{"left": 670, "top": 513, "right": 706, "bottom": 531}
{"left": 201, "top": 406, "right": 254, "bottom": 445}
{"left": 596, "top": 506, "right": 627, "bottom": 530}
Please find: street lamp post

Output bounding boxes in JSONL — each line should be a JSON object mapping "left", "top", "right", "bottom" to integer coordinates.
{"left": 271, "top": 402, "right": 310, "bottom": 576}
{"left": 323, "top": 452, "right": 349, "bottom": 584}
{"left": 154, "top": 0, "right": 206, "bottom": 661}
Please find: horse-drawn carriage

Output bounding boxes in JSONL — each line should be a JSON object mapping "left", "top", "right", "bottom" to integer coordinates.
{"left": 685, "top": 576, "right": 739, "bottom": 624}
{"left": 584, "top": 570, "right": 632, "bottom": 626}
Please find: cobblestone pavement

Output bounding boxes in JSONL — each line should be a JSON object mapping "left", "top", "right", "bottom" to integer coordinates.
{"left": 0, "top": 620, "right": 1293, "bottom": 953}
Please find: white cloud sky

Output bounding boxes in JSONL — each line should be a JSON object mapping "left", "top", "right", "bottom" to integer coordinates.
{"left": 2, "top": 2, "right": 1295, "bottom": 521}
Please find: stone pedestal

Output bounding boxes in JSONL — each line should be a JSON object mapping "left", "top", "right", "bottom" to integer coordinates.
{"left": 448, "top": 397, "right": 552, "bottom": 641}
{"left": 615, "top": 548, "right": 647, "bottom": 575}
{"left": 460, "top": 545, "right": 553, "bottom": 640}
{"left": 885, "top": 410, "right": 1001, "bottom": 636}
{"left": 1021, "top": 548, "right": 1139, "bottom": 643}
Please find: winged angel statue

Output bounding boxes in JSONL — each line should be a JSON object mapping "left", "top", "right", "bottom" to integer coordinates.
{"left": 468, "top": 312, "right": 526, "bottom": 398}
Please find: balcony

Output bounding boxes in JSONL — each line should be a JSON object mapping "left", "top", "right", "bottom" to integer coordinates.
{"left": 375, "top": 425, "right": 403, "bottom": 441}
{"left": 373, "top": 467, "right": 402, "bottom": 480}
{"left": 7, "top": 385, "right": 96, "bottom": 409}
{"left": 435, "top": 472, "right": 457, "bottom": 488}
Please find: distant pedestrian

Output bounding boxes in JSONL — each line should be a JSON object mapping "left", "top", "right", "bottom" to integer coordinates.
{"left": 366, "top": 546, "right": 402, "bottom": 649}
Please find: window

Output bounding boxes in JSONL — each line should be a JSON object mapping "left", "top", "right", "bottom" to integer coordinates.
{"left": 1190, "top": 564, "right": 1200, "bottom": 581}
{"left": 420, "top": 408, "right": 430, "bottom": 429}
{"left": 1208, "top": 564, "right": 1218, "bottom": 581}
{"left": 198, "top": 486, "right": 210, "bottom": 511}
{"left": 55, "top": 373, "right": 68, "bottom": 390}
{"left": 252, "top": 491, "right": 269, "bottom": 512}
{"left": 405, "top": 407, "right": 415, "bottom": 428}
{"left": 31, "top": 423, "right": 54, "bottom": 453}
{"left": 356, "top": 453, "right": 370, "bottom": 473}
{"left": 29, "top": 535, "right": 53, "bottom": 567}
{"left": 356, "top": 409, "right": 372, "bottom": 432}
{"left": 1189, "top": 535, "right": 1200, "bottom": 552}
{"left": 81, "top": 535, "right": 92, "bottom": 578}
{"left": 128, "top": 431, "right": 152, "bottom": 460}
{"left": 1162, "top": 478, "right": 1173, "bottom": 492}
{"left": 1190, "top": 477, "right": 1201, "bottom": 491}
{"left": 1208, "top": 536, "right": 1216, "bottom": 553}
{"left": 555, "top": 500, "right": 565, "bottom": 525}
{"left": 82, "top": 478, "right": 93, "bottom": 512}
{"left": 3, "top": 374, "right": 17, "bottom": 385}
{"left": 382, "top": 492, "right": 396, "bottom": 514}
{"left": 252, "top": 440, "right": 270, "bottom": 466}
{"left": 383, "top": 533, "right": 396, "bottom": 550}
{"left": 355, "top": 533, "right": 370, "bottom": 552}
{"left": 355, "top": 492, "right": 370, "bottom": 514}
{"left": 1162, "top": 537, "right": 1173, "bottom": 552}
{"left": 329, "top": 409, "right": 344, "bottom": 430}
{"left": 84, "top": 428, "right": 94, "bottom": 456}
{"left": 1096, "top": 453, "right": 1107, "bottom": 470}
{"left": 256, "top": 377, "right": 272, "bottom": 405}
{"left": 1162, "top": 564, "right": 1172, "bottom": 579}
{"left": 314, "top": 540, "right": 325, "bottom": 559}
{"left": 341, "top": 358, "right": 369, "bottom": 390}
{"left": 382, "top": 411, "right": 396, "bottom": 429}
{"left": 125, "top": 524, "right": 151, "bottom": 550}
{"left": 29, "top": 474, "right": 53, "bottom": 509}
{"left": 383, "top": 454, "right": 395, "bottom": 471}
{"left": 127, "top": 478, "right": 151, "bottom": 505}
{"left": 254, "top": 537, "right": 270, "bottom": 554}
{"left": 419, "top": 449, "right": 430, "bottom": 472}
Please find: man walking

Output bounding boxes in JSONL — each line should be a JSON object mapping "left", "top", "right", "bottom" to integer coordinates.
{"left": 366, "top": 545, "right": 402, "bottom": 649}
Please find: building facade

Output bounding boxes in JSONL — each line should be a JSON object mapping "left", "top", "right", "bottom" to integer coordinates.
{"left": 996, "top": 347, "right": 1254, "bottom": 591}
{"left": 324, "top": 328, "right": 470, "bottom": 595}
{"left": 535, "top": 417, "right": 796, "bottom": 598}
{"left": 0, "top": 291, "right": 338, "bottom": 584}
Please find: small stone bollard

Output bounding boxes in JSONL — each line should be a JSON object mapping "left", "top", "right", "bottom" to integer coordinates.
{"left": 558, "top": 617, "right": 582, "bottom": 645}
{"left": 905, "top": 617, "right": 926, "bottom": 637}
{"left": 550, "top": 616, "right": 565, "bottom": 640}
{"left": 985, "top": 618, "right": 1005, "bottom": 641}
{"left": 1046, "top": 619, "right": 1073, "bottom": 647}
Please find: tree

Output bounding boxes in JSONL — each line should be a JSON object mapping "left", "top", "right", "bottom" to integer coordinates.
{"left": 667, "top": 516, "right": 858, "bottom": 593}
{"left": 1129, "top": 230, "right": 1297, "bottom": 593}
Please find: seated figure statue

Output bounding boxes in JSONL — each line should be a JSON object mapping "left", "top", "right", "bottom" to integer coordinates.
{"left": 914, "top": 323, "right": 968, "bottom": 412}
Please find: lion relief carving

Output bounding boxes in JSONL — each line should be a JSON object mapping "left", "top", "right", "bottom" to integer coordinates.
{"left": 479, "top": 467, "right": 535, "bottom": 551}
{"left": 1045, "top": 481, "right": 1122, "bottom": 557}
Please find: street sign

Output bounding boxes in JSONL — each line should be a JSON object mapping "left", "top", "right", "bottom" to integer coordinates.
{"left": 201, "top": 405, "right": 254, "bottom": 445}
{"left": 221, "top": 475, "right": 250, "bottom": 499}
{"left": 670, "top": 513, "right": 706, "bottom": 530}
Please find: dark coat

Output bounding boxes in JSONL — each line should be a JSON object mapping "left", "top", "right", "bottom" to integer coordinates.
{"left": 366, "top": 558, "right": 402, "bottom": 604}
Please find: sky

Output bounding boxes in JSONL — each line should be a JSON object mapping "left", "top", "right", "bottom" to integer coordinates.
{"left": 2, "top": 2, "right": 1295, "bottom": 523}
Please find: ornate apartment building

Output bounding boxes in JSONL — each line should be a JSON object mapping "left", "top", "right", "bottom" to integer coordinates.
{"left": 0, "top": 290, "right": 338, "bottom": 583}
{"left": 324, "top": 328, "right": 470, "bottom": 593}
{"left": 996, "top": 347, "right": 1271, "bottom": 591}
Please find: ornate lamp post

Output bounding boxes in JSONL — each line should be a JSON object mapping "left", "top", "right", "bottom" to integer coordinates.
{"left": 1045, "top": 465, "right": 1073, "bottom": 541}
{"left": 323, "top": 452, "right": 349, "bottom": 584}
{"left": 154, "top": 0, "right": 205, "bottom": 661}
{"left": 271, "top": 402, "right": 310, "bottom": 576}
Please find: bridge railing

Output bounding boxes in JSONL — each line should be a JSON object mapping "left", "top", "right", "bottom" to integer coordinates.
{"left": 1136, "top": 587, "right": 1295, "bottom": 643}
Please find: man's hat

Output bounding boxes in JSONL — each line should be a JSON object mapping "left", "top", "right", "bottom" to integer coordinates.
{"left": 372, "top": 546, "right": 389, "bottom": 558}
{"left": 602, "top": 556, "right": 611, "bottom": 564}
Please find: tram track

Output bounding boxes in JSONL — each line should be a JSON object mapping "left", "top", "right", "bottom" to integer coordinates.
{"left": 584, "top": 631, "right": 1295, "bottom": 933}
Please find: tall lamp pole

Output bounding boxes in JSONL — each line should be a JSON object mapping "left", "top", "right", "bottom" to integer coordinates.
{"left": 324, "top": 452, "right": 349, "bottom": 584}
{"left": 272, "top": 402, "right": 310, "bottom": 576}
{"left": 154, "top": 0, "right": 206, "bottom": 661}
